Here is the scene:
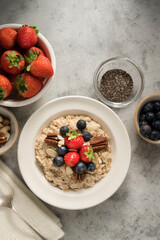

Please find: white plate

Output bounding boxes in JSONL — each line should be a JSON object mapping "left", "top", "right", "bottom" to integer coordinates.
{"left": 18, "top": 96, "right": 131, "bottom": 210}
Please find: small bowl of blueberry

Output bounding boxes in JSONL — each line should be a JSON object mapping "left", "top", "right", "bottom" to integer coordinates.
{"left": 134, "top": 94, "right": 160, "bottom": 144}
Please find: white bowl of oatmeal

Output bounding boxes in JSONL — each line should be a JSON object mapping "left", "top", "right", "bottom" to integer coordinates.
{"left": 18, "top": 96, "right": 131, "bottom": 210}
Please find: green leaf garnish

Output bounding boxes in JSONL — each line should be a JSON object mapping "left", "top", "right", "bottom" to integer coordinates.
{"left": 24, "top": 49, "right": 40, "bottom": 65}
{"left": 14, "top": 75, "right": 28, "bottom": 94}
{"left": 66, "top": 130, "right": 81, "bottom": 140}
{"left": 0, "top": 87, "right": 5, "bottom": 101}
{"left": 5, "top": 51, "right": 23, "bottom": 69}
{"left": 85, "top": 146, "right": 95, "bottom": 162}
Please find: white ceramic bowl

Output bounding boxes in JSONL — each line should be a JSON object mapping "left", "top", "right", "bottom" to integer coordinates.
{"left": 0, "top": 106, "right": 18, "bottom": 155}
{"left": 0, "top": 23, "right": 56, "bottom": 107}
{"left": 18, "top": 96, "right": 131, "bottom": 210}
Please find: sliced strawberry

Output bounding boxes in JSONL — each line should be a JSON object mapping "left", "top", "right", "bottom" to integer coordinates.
{"left": 1, "top": 50, "right": 25, "bottom": 74}
{"left": 65, "top": 130, "right": 84, "bottom": 149}
{"left": 64, "top": 152, "right": 80, "bottom": 167}
{"left": 79, "top": 145, "right": 95, "bottom": 163}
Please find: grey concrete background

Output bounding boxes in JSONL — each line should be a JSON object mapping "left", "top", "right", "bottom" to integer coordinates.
{"left": 0, "top": 0, "right": 160, "bottom": 239}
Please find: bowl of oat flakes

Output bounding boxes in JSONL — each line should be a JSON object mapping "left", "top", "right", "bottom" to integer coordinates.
{"left": 18, "top": 96, "right": 131, "bottom": 210}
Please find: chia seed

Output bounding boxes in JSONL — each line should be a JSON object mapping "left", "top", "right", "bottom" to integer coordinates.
{"left": 100, "top": 69, "right": 134, "bottom": 102}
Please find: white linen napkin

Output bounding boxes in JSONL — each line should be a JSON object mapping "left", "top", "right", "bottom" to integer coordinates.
{"left": 0, "top": 159, "right": 64, "bottom": 240}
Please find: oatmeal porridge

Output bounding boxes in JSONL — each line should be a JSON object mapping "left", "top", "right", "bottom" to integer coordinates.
{"left": 35, "top": 115, "right": 112, "bottom": 191}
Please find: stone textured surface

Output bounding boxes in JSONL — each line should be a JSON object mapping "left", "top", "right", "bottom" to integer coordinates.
{"left": 0, "top": 0, "right": 160, "bottom": 239}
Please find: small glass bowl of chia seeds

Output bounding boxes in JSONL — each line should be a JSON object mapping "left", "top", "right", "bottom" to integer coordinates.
{"left": 93, "top": 57, "right": 144, "bottom": 108}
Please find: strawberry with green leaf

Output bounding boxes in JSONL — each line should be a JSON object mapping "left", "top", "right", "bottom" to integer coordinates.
{"left": 14, "top": 73, "right": 43, "bottom": 98}
{"left": 0, "top": 75, "right": 12, "bottom": 101}
{"left": 25, "top": 53, "right": 54, "bottom": 78}
{"left": 65, "top": 130, "right": 84, "bottom": 149}
{"left": 25, "top": 47, "right": 45, "bottom": 58}
{"left": 17, "top": 25, "right": 39, "bottom": 49}
{"left": 1, "top": 50, "right": 25, "bottom": 74}
{"left": 79, "top": 145, "right": 95, "bottom": 163}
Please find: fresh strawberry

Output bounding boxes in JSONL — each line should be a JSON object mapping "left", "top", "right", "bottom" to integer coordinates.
{"left": 64, "top": 152, "right": 80, "bottom": 167}
{"left": 0, "top": 75, "right": 12, "bottom": 100}
{"left": 25, "top": 47, "right": 45, "bottom": 58}
{"left": 79, "top": 145, "right": 95, "bottom": 163}
{"left": 9, "top": 74, "right": 17, "bottom": 90}
{"left": 14, "top": 73, "right": 43, "bottom": 98}
{"left": 0, "top": 28, "right": 17, "bottom": 49}
{"left": 17, "top": 25, "right": 38, "bottom": 49}
{"left": 1, "top": 50, "right": 25, "bottom": 74}
{"left": 25, "top": 55, "right": 54, "bottom": 78}
{"left": 65, "top": 130, "right": 84, "bottom": 149}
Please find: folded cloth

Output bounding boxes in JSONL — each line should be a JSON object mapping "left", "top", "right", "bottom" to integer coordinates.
{"left": 0, "top": 159, "right": 64, "bottom": 240}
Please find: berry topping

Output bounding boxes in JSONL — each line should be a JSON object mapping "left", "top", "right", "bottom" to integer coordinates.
{"left": 75, "top": 162, "right": 86, "bottom": 174}
{"left": 154, "top": 102, "right": 160, "bottom": 112}
{"left": 142, "top": 102, "right": 154, "bottom": 114}
{"left": 56, "top": 146, "right": 68, "bottom": 156}
{"left": 82, "top": 131, "right": 92, "bottom": 141}
{"left": 150, "top": 130, "right": 160, "bottom": 141}
{"left": 77, "top": 120, "right": 86, "bottom": 130}
{"left": 65, "top": 130, "right": 84, "bottom": 149}
{"left": 53, "top": 156, "right": 64, "bottom": 167}
{"left": 86, "top": 162, "right": 96, "bottom": 172}
{"left": 60, "top": 126, "right": 69, "bottom": 136}
{"left": 140, "top": 124, "right": 152, "bottom": 138}
{"left": 64, "top": 152, "right": 80, "bottom": 167}
{"left": 145, "top": 112, "right": 155, "bottom": 123}
{"left": 79, "top": 145, "right": 95, "bottom": 163}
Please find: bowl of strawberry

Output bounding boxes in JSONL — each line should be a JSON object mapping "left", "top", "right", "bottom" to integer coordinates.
{"left": 135, "top": 94, "right": 160, "bottom": 144}
{"left": 0, "top": 23, "right": 56, "bottom": 107}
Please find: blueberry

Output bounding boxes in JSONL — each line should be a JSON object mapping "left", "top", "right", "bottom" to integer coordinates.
{"left": 142, "top": 102, "right": 154, "bottom": 114}
{"left": 140, "top": 124, "right": 152, "bottom": 138}
{"left": 139, "top": 114, "right": 146, "bottom": 122}
{"left": 75, "top": 162, "right": 86, "bottom": 174}
{"left": 156, "top": 112, "right": 160, "bottom": 120}
{"left": 77, "top": 120, "right": 86, "bottom": 130}
{"left": 154, "top": 102, "right": 160, "bottom": 112}
{"left": 139, "top": 121, "right": 148, "bottom": 127}
{"left": 82, "top": 131, "right": 92, "bottom": 141}
{"left": 56, "top": 146, "right": 68, "bottom": 156}
{"left": 150, "top": 130, "right": 160, "bottom": 141}
{"left": 152, "top": 120, "right": 160, "bottom": 131}
{"left": 53, "top": 156, "right": 64, "bottom": 167}
{"left": 145, "top": 112, "right": 155, "bottom": 123}
{"left": 60, "top": 126, "right": 69, "bottom": 136}
{"left": 86, "top": 162, "right": 96, "bottom": 172}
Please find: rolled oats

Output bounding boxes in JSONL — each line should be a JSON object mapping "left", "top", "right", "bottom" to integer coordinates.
{"left": 35, "top": 115, "right": 112, "bottom": 191}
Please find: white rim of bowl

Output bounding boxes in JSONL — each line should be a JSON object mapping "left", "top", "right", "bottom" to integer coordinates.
{"left": 18, "top": 95, "right": 131, "bottom": 209}
{"left": 93, "top": 56, "right": 145, "bottom": 108}
{"left": 0, "top": 23, "right": 56, "bottom": 107}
